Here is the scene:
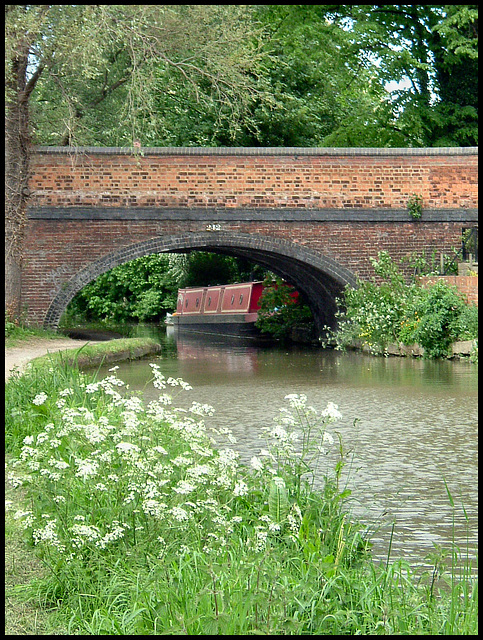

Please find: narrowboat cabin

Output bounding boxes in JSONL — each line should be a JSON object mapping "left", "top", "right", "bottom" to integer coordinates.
{"left": 170, "top": 281, "right": 265, "bottom": 336}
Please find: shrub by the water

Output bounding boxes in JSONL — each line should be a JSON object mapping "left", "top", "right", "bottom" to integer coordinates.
{"left": 330, "top": 251, "right": 478, "bottom": 358}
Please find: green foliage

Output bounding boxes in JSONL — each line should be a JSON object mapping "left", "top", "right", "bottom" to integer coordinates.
{"left": 255, "top": 276, "right": 314, "bottom": 340}
{"left": 325, "top": 5, "right": 478, "bottom": 147}
{"left": 407, "top": 193, "right": 424, "bottom": 219}
{"left": 66, "top": 254, "right": 181, "bottom": 324}
{"left": 14, "top": 5, "right": 270, "bottom": 147}
{"left": 5, "top": 315, "right": 59, "bottom": 345}
{"left": 5, "top": 314, "right": 17, "bottom": 338}
{"left": 16, "top": 4, "right": 477, "bottom": 149}
{"left": 407, "top": 282, "right": 468, "bottom": 358}
{"left": 452, "top": 303, "right": 479, "bottom": 341}
{"left": 331, "top": 251, "right": 477, "bottom": 358}
{"left": 177, "top": 252, "right": 260, "bottom": 288}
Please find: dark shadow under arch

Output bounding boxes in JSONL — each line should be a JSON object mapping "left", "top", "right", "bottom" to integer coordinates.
{"left": 44, "top": 232, "right": 358, "bottom": 333}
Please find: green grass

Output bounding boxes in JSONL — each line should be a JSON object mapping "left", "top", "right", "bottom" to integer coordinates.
{"left": 5, "top": 361, "right": 478, "bottom": 635}
{"left": 5, "top": 324, "right": 60, "bottom": 348}
{"left": 28, "top": 337, "right": 161, "bottom": 370}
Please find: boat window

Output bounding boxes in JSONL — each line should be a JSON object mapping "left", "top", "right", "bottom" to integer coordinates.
{"left": 185, "top": 300, "right": 188, "bottom": 308}
{"left": 231, "top": 294, "right": 235, "bottom": 305}
{"left": 208, "top": 297, "right": 212, "bottom": 307}
{"left": 196, "top": 298, "right": 200, "bottom": 308}
{"left": 239, "top": 294, "right": 244, "bottom": 305}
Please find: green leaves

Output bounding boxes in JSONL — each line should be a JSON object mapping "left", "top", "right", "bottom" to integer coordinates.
{"left": 268, "top": 479, "right": 290, "bottom": 525}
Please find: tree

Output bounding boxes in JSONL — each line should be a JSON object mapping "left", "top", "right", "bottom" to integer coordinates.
{"left": 326, "top": 5, "right": 478, "bottom": 147}
{"left": 5, "top": 5, "right": 269, "bottom": 321}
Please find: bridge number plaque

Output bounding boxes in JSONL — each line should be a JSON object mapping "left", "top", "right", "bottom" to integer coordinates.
{"left": 206, "top": 223, "right": 222, "bottom": 232}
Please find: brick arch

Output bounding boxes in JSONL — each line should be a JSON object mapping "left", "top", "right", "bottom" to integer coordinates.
{"left": 44, "top": 232, "right": 358, "bottom": 331}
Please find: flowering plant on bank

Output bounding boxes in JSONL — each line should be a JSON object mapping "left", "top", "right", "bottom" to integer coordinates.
{"left": 7, "top": 362, "right": 369, "bottom": 633}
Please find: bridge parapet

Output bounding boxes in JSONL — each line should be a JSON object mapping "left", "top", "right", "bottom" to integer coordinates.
{"left": 29, "top": 146, "right": 478, "bottom": 213}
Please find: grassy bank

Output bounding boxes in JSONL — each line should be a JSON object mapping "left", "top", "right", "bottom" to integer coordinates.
{"left": 27, "top": 337, "right": 161, "bottom": 370}
{"left": 5, "top": 358, "right": 477, "bottom": 634}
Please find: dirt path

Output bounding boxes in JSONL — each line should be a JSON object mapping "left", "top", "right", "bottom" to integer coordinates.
{"left": 5, "top": 337, "right": 103, "bottom": 380}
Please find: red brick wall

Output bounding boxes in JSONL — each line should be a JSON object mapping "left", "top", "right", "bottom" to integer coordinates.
{"left": 29, "top": 149, "right": 478, "bottom": 210}
{"left": 418, "top": 276, "right": 478, "bottom": 306}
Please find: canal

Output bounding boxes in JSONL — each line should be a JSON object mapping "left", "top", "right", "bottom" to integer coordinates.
{"left": 96, "top": 326, "right": 478, "bottom": 571}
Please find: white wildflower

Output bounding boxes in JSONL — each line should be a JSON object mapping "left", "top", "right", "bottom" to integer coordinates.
{"left": 172, "top": 455, "right": 193, "bottom": 467}
{"left": 36, "top": 432, "right": 49, "bottom": 444}
{"left": 284, "top": 393, "right": 307, "bottom": 409}
{"left": 13, "top": 510, "right": 35, "bottom": 528}
{"left": 32, "top": 392, "right": 48, "bottom": 406}
{"left": 322, "top": 402, "right": 342, "bottom": 422}
{"left": 149, "top": 445, "right": 168, "bottom": 456}
{"left": 33, "top": 519, "right": 65, "bottom": 552}
{"left": 75, "top": 458, "right": 99, "bottom": 479}
{"left": 173, "top": 480, "right": 196, "bottom": 495}
{"left": 189, "top": 402, "right": 214, "bottom": 416}
{"left": 71, "top": 523, "right": 101, "bottom": 547}
{"left": 115, "top": 441, "right": 141, "bottom": 456}
{"left": 96, "top": 523, "right": 127, "bottom": 549}
{"left": 123, "top": 396, "right": 144, "bottom": 412}
{"left": 48, "top": 457, "right": 70, "bottom": 470}
{"left": 170, "top": 506, "right": 189, "bottom": 522}
{"left": 233, "top": 480, "right": 249, "bottom": 497}
{"left": 269, "top": 424, "right": 289, "bottom": 441}
{"left": 255, "top": 528, "right": 268, "bottom": 551}
{"left": 187, "top": 464, "right": 213, "bottom": 479}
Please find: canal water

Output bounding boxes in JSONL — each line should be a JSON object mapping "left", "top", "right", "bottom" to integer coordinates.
{"left": 96, "top": 326, "right": 478, "bottom": 571}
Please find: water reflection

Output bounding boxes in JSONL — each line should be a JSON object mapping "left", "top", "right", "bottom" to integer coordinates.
{"left": 98, "top": 326, "right": 478, "bottom": 570}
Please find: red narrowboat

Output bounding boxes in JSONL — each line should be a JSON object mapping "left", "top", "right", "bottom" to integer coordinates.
{"left": 169, "top": 281, "right": 265, "bottom": 336}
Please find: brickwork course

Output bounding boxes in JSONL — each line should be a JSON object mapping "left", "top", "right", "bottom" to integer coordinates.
{"left": 25, "top": 147, "right": 478, "bottom": 330}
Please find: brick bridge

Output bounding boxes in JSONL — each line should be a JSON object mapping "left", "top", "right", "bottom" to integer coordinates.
{"left": 25, "top": 146, "right": 478, "bottom": 332}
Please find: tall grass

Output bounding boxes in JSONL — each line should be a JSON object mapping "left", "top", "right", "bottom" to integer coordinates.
{"left": 5, "top": 360, "right": 478, "bottom": 634}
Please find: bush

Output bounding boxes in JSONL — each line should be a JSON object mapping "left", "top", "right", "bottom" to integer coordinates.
{"left": 6, "top": 364, "right": 373, "bottom": 634}
{"left": 406, "top": 282, "right": 467, "bottom": 358}
{"left": 451, "top": 303, "right": 478, "bottom": 341}
{"left": 331, "top": 252, "right": 477, "bottom": 358}
{"left": 331, "top": 252, "right": 421, "bottom": 354}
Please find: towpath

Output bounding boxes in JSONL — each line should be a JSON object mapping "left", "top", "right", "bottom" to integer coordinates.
{"left": 5, "top": 337, "right": 102, "bottom": 381}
